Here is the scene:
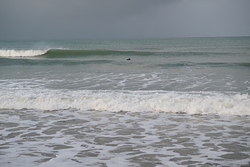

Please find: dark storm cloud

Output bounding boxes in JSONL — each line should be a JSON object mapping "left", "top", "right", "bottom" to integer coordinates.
{"left": 0, "top": 0, "right": 249, "bottom": 40}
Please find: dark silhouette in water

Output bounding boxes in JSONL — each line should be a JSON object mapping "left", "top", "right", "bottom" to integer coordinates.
{"left": 127, "top": 58, "right": 131, "bottom": 60}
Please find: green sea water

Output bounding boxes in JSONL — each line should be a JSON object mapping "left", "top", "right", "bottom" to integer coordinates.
{"left": 1, "top": 37, "right": 250, "bottom": 167}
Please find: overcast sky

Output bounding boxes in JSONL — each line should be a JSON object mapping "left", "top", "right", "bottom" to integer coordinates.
{"left": 0, "top": 0, "right": 250, "bottom": 40}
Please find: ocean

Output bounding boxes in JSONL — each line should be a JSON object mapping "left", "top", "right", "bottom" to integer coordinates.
{"left": 0, "top": 37, "right": 250, "bottom": 166}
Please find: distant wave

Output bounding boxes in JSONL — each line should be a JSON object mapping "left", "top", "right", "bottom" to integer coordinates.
{"left": 0, "top": 48, "right": 233, "bottom": 58}
{"left": 43, "top": 49, "right": 154, "bottom": 58}
{"left": 1, "top": 53, "right": 249, "bottom": 68}
{"left": 0, "top": 49, "right": 154, "bottom": 58}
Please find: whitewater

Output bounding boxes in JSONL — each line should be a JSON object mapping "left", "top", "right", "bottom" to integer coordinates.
{"left": 0, "top": 89, "right": 249, "bottom": 115}
{"left": 0, "top": 37, "right": 250, "bottom": 166}
{"left": 0, "top": 49, "right": 48, "bottom": 57}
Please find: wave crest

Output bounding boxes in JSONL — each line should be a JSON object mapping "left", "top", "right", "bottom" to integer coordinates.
{"left": 0, "top": 49, "right": 49, "bottom": 57}
{"left": 0, "top": 49, "right": 154, "bottom": 58}
{"left": 0, "top": 49, "right": 239, "bottom": 59}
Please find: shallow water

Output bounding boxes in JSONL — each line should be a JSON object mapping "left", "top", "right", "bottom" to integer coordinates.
{"left": 0, "top": 109, "right": 249, "bottom": 167}
{"left": 1, "top": 37, "right": 250, "bottom": 166}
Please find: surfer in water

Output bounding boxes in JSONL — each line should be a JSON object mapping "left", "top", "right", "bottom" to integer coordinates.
{"left": 127, "top": 58, "right": 131, "bottom": 60}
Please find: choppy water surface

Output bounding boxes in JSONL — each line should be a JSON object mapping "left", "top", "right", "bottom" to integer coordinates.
{"left": 1, "top": 109, "right": 250, "bottom": 167}
{"left": 0, "top": 37, "right": 250, "bottom": 166}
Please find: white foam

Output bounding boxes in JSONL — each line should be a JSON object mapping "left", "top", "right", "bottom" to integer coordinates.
{"left": 0, "top": 89, "right": 249, "bottom": 116}
{"left": 0, "top": 49, "right": 47, "bottom": 57}
{"left": 1, "top": 109, "right": 249, "bottom": 167}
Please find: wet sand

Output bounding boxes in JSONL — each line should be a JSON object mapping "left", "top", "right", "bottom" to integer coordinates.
{"left": 0, "top": 109, "right": 250, "bottom": 167}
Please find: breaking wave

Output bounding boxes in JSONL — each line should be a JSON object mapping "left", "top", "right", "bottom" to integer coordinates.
{"left": 0, "top": 49, "right": 154, "bottom": 58}
{"left": 1, "top": 49, "right": 249, "bottom": 68}
{"left": 0, "top": 90, "right": 249, "bottom": 116}
{"left": 0, "top": 49, "right": 48, "bottom": 57}
{"left": 0, "top": 49, "right": 234, "bottom": 58}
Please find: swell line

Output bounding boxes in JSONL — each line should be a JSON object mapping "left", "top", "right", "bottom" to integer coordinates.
{"left": 42, "top": 49, "right": 154, "bottom": 58}
{"left": 0, "top": 49, "right": 155, "bottom": 58}
{"left": 1, "top": 49, "right": 233, "bottom": 58}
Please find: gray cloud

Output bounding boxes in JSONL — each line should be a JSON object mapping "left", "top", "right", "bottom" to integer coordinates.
{"left": 0, "top": 0, "right": 249, "bottom": 40}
